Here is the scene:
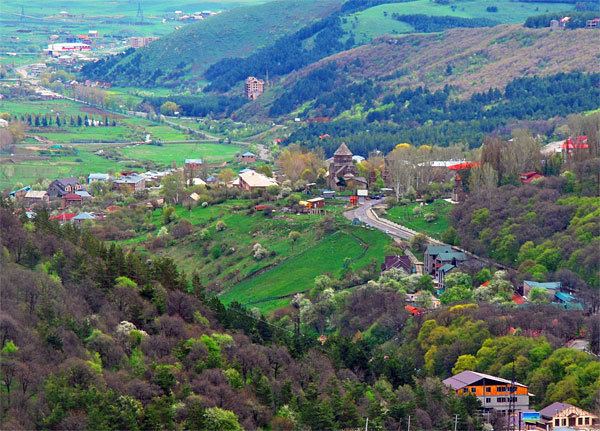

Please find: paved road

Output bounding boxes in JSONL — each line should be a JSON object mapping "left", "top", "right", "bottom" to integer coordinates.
{"left": 344, "top": 199, "right": 434, "bottom": 242}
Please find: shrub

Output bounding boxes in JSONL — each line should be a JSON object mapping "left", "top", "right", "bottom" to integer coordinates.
{"left": 424, "top": 212, "right": 437, "bottom": 223}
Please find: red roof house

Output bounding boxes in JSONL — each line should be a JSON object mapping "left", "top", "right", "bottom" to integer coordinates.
{"left": 448, "top": 161, "right": 480, "bottom": 171}
{"left": 520, "top": 171, "right": 544, "bottom": 184}
{"left": 512, "top": 293, "right": 526, "bottom": 305}
{"left": 405, "top": 305, "right": 424, "bottom": 316}
{"left": 62, "top": 193, "right": 83, "bottom": 208}
{"left": 49, "top": 212, "right": 76, "bottom": 223}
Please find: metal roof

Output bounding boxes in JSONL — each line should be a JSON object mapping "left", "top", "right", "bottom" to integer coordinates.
{"left": 443, "top": 370, "right": 527, "bottom": 391}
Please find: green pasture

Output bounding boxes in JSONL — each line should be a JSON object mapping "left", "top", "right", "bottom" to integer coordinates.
{"left": 220, "top": 227, "right": 389, "bottom": 312}
{"left": 384, "top": 199, "right": 453, "bottom": 238}
{"left": 0, "top": 149, "right": 122, "bottom": 189}
{"left": 120, "top": 142, "right": 242, "bottom": 165}
{"left": 344, "top": 0, "right": 575, "bottom": 43}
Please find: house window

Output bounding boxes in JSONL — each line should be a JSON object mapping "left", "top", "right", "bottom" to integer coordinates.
{"left": 471, "top": 387, "right": 476, "bottom": 393}
{"left": 578, "top": 418, "right": 583, "bottom": 425}
{"left": 485, "top": 387, "right": 491, "bottom": 393}
{"left": 554, "top": 419, "right": 559, "bottom": 426}
{"left": 462, "top": 388, "right": 468, "bottom": 394}
{"left": 485, "top": 398, "right": 491, "bottom": 403}
{"left": 585, "top": 417, "right": 590, "bottom": 425}
{"left": 562, "top": 419, "right": 566, "bottom": 426}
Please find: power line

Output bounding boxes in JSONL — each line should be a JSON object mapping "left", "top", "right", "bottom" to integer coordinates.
{"left": 136, "top": 1, "right": 144, "bottom": 24}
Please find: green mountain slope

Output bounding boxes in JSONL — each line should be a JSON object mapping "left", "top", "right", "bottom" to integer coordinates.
{"left": 83, "top": 0, "right": 342, "bottom": 87}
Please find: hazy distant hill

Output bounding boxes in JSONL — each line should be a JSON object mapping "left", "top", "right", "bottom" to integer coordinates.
{"left": 82, "top": 0, "right": 342, "bottom": 87}
{"left": 281, "top": 25, "right": 600, "bottom": 101}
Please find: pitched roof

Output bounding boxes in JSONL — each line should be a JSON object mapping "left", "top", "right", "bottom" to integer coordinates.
{"left": 443, "top": 370, "right": 527, "bottom": 391}
{"left": 239, "top": 170, "right": 278, "bottom": 188}
{"left": 426, "top": 245, "right": 453, "bottom": 255}
{"left": 241, "top": 151, "right": 256, "bottom": 157}
{"left": 539, "top": 402, "right": 573, "bottom": 418}
{"left": 63, "top": 193, "right": 83, "bottom": 201}
{"left": 334, "top": 143, "right": 353, "bottom": 157}
{"left": 524, "top": 280, "right": 562, "bottom": 290}
{"left": 73, "top": 212, "right": 96, "bottom": 220}
{"left": 439, "top": 263, "right": 456, "bottom": 273}
{"left": 24, "top": 190, "right": 47, "bottom": 199}
{"left": 114, "top": 174, "right": 144, "bottom": 184}
{"left": 53, "top": 177, "right": 79, "bottom": 188}
{"left": 49, "top": 213, "right": 76, "bottom": 222}
{"left": 512, "top": 293, "right": 526, "bottom": 305}
{"left": 437, "top": 251, "right": 468, "bottom": 261}
{"left": 88, "top": 173, "right": 110, "bottom": 180}
{"left": 185, "top": 158, "right": 203, "bottom": 164}
{"left": 74, "top": 190, "right": 92, "bottom": 198}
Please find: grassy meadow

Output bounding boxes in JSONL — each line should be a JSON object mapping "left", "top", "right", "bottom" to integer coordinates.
{"left": 116, "top": 198, "right": 389, "bottom": 313}
{"left": 344, "top": 0, "right": 575, "bottom": 43}
{"left": 384, "top": 199, "right": 453, "bottom": 239}
{"left": 120, "top": 142, "right": 242, "bottom": 164}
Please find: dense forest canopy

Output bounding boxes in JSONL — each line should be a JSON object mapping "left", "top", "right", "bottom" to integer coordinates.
{"left": 284, "top": 72, "right": 600, "bottom": 154}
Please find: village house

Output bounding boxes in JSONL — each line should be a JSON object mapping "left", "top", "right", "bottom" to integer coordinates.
{"left": 562, "top": 136, "right": 589, "bottom": 160}
{"left": 424, "top": 244, "right": 468, "bottom": 288}
{"left": 443, "top": 371, "right": 531, "bottom": 414}
{"left": 48, "top": 178, "right": 84, "bottom": 199}
{"left": 88, "top": 173, "right": 111, "bottom": 184}
{"left": 327, "top": 143, "right": 367, "bottom": 189}
{"left": 381, "top": 255, "right": 413, "bottom": 274}
{"left": 245, "top": 76, "right": 265, "bottom": 100}
{"left": 73, "top": 212, "right": 96, "bottom": 224}
{"left": 240, "top": 151, "right": 257, "bottom": 164}
{"left": 184, "top": 159, "right": 203, "bottom": 170}
{"left": 113, "top": 174, "right": 146, "bottom": 193}
{"left": 520, "top": 171, "right": 544, "bottom": 184}
{"left": 23, "top": 190, "right": 49, "bottom": 205}
{"left": 62, "top": 193, "right": 83, "bottom": 208}
{"left": 238, "top": 169, "right": 278, "bottom": 191}
{"left": 534, "top": 402, "right": 599, "bottom": 430}
{"left": 9, "top": 185, "right": 31, "bottom": 200}
{"left": 49, "top": 212, "right": 77, "bottom": 224}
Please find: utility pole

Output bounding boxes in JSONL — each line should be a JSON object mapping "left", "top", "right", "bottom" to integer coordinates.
{"left": 407, "top": 415, "right": 411, "bottom": 431}
{"left": 365, "top": 417, "right": 368, "bottom": 431}
{"left": 454, "top": 414, "right": 459, "bottom": 431}
{"left": 20, "top": 5, "right": 25, "bottom": 21}
{"left": 136, "top": 1, "right": 144, "bottom": 24}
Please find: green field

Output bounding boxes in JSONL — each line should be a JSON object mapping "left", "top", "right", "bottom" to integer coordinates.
{"left": 384, "top": 199, "right": 453, "bottom": 239}
{"left": 0, "top": 148, "right": 123, "bottom": 188}
{"left": 221, "top": 227, "right": 389, "bottom": 312}
{"left": 344, "top": 0, "right": 575, "bottom": 43}
{"left": 121, "top": 142, "right": 242, "bottom": 164}
{"left": 118, "top": 198, "right": 388, "bottom": 313}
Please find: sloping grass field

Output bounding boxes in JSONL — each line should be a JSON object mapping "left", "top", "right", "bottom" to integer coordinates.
{"left": 344, "top": 0, "right": 575, "bottom": 43}
{"left": 384, "top": 199, "right": 452, "bottom": 239}
{"left": 220, "top": 227, "right": 389, "bottom": 312}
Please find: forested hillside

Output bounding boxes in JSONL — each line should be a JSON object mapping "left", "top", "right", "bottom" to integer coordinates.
{"left": 81, "top": 0, "right": 342, "bottom": 88}
{"left": 284, "top": 72, "right": 600, "bottom": 154}
{"left": 1, "top": 203, "right": 598, "bottom": 430}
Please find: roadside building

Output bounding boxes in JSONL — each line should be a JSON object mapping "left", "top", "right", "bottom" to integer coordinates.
{"left": 49, "top": 212, "right": 77, "bottom": 224}
{"left": 537, "top": 402, "right": 599, "bottom": 430}
{"left": 238, "top": 169, "right": 278, "bottom": 191}
{"left": 520, "top": 171, "right": 544, "bottom": 184}
{"left": 129, "top": 36, "right": 159, "bottom": 48}
{"left": 45, "top": 43, "right": 91, "bottom": 57}
{"left": 522, "top": 280, "right": 562, "bottom": 298}
{"left": 327, "top": 143, "right": 360, "bottom": 189}
{"left": 443, "top": 371, "right": 531, "bottom": 414}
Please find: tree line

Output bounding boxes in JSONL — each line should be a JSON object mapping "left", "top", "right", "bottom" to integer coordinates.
{"left": 524, "top": 10, "right": 600, "bottom": 28}
{"left": 10, "top": 113, "right": 117, "bottom": 128}
{"left": 391, "top": 13, "right": 498, "bottom": 32}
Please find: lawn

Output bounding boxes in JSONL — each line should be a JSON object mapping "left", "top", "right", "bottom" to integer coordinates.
{"left": 384, "top": 199, "right": 453, "bottom": 239}
{"left": 120, "top": 142, "right": 242, "bottom": 165}
{"left": 344, "top": 0, "right": 575, "bottom": 43}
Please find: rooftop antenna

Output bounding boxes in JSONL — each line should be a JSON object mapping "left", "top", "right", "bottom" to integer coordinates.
{"left": 136, "top": 1, "right": 144, "bottom": 24}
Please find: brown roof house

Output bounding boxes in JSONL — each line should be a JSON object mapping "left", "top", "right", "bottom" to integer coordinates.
{"left": 48, "top": 177, "right": 83, "bottom": 198}
{"left": 538, "top": 402, "right": 599, "bottom": 430}
{"left": 238, "top": 169, "right": 278, "bottom": 192}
